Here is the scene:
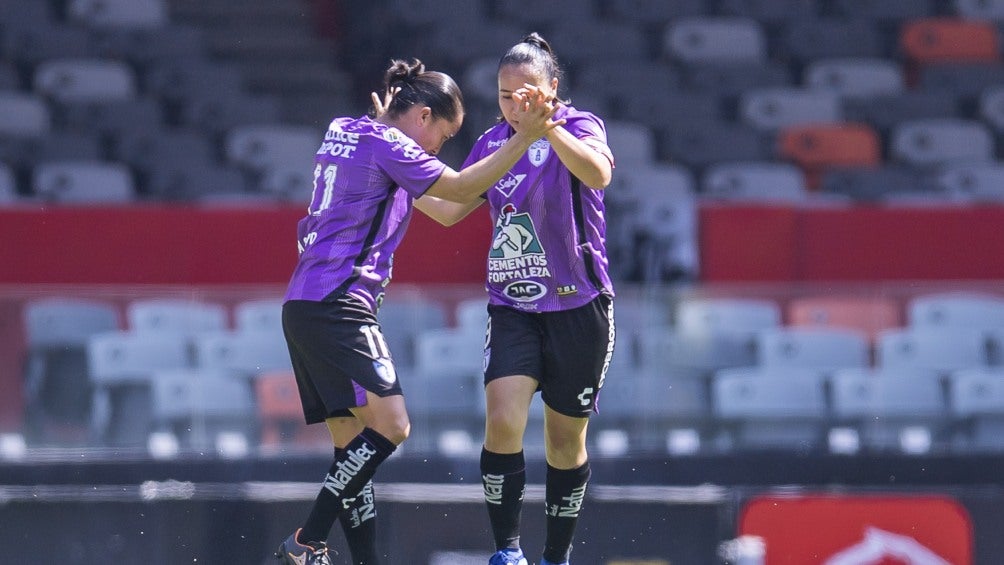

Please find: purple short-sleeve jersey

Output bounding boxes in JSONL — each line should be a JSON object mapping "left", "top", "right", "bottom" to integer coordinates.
{"left": 284, "top": 116, "right": 446, "bottom": 311}
{"left": 462, "top": 105, "right": 615, "bottom": 312}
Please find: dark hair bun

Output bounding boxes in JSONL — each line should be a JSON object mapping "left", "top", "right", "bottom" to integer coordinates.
{"left": 521, "top": 32, "right": 553, "bottom": 56}
{"left": 385, "top": 58, "right": 426, "bottom": 87}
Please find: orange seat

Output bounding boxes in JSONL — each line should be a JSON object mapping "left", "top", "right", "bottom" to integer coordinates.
{"left": 777, "top": 123, "right": 882, "bottom": 189}
{"left": 787, "top": 296, "right": 902, "bottom": 342}
{"left": 900, "top": 18, "right": 1000, "bottom": 64}
{"left": 255, "top": 370, "right": 330, "bottom": 448}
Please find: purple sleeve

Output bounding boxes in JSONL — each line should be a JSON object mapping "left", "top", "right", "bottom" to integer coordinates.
{"left": 564, "top": 112, "right": 614, "bottom": 166}
{"left": 375, "top": 128, "right": 448, "bottom": 198}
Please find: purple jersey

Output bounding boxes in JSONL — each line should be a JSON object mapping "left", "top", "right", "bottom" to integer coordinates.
{"left": 284, "top": 116, "right": 446, "bottom": 311}
{"left": 462, "top": 105, "right": 615, "bottom": 312}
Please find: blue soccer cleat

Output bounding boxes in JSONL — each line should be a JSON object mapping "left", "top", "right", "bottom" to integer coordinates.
{"left": 276, "top": 528, "right": 332, "bottom": 565}
{"left": 489, "top": 548, "right": 528, "bottom": 565}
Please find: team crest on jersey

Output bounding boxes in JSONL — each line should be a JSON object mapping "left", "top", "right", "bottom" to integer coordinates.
{"left": 528, "top": 138, "right": 550, "bottom": 166}
{"left": 490, "top": 204, "right": 544, "bottom": 259}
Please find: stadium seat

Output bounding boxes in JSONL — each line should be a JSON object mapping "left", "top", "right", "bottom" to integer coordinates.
{"left": 59, "top": 97, "right": 164, "bottom": 136}
{"left": 145, "top": 163, "right": 251, "bottom": 201}
{"left": 225, "top": 123, "right": 318, "bottom": 173}
{"left": 979, "top": 84, "right": 1004, "bottom": 133}
{"left": 717, "top": 0, "right": 817, "bottom": 23}
{"left": 602, "top": 0, "right": 706, "bottom": 25}
{"left": 385, "top": 0, "right": 486, "bottom": 26}
{"left": 3, "top": 24, "right": 98, "bottom": 66}
{"left": 955, "top": 0, "right": 1004, "bottom": 19}
{"left": 849, "top": 92, "right": 957, "bottom": 133}
{"left": 936, "top": 163, "right": 1004, "bottom": 203}
{"left": 0, "top": 93, "right": 51, "bottom": 138}
{"left": 622, "top": 90, "right": 722, "bottom": 130}
{"left": 21, "top": 298, "right": 120, "bottom": 442}
{"left": 637, "top": 327, "right": 758, "bottom": 375}
{"left": 67, "top": 0, "right": 168, "bottom": 29}
{"left": 712, "top": 367, "right": 828, "bottom": 451}
{"left": 180, "top": 93, "right": 283, "bottom": 135}
{"left": 143, "top": 58, "right": 246, "bottom": 106}
{"left": 626, "top": 167, "right": 699, "bottom": 281}
{"left": 740, "top": 88, "right": 842, "bottom": 131}
{"left": 776, "top": 123, "right": 882, "bottom": 188}
{"left": 413, "top": 328, "right": 484, "bottom": 376}
{"left": 659, "top": 122, "right": 766, "bottom": 170}
{"left": 126, "top": 298, "right": 227, "bottom": 335}
{"left": 233, "top": 298, "right": 284, "bottom": 334}
{"left": 889, "top": 119, "right": 995, "bottom": 168}
{"left": 376, "top": 295, "right": 448, "bottom": 371}
{"left": 787, "top": 296, "right": 902, "bottom": 341}
{"left": 876, "top": 327, "right": 989, "bottom": 374}
{"left": 701, "top": 162, "right": 809, "bottom": 203}
{"left": 0, "top": 63, "right": 20, "bottom": 90}
{"left": 194, "top": 330, "right": 291, "bottom": 378}
{"left": 405, "top": 364, "right": 484, "bottom": 456}
{"left": 818, "top": 166, "right": 932, "bottom": 202}
{"left": 780, "top": 19, "right": 884, "bottom": 66}
{"left": 0, "top": 166, "right": 15, "bottom": 203}
{"left": 832, "top": 0, "right": 934, "bottom": 21}
{"left": 112, "top": 128, "right": 216, "bottom": 175}
{"left": 493, "top": 0, "right": 595, "bottom": 25}
{"left": 610, "top": 290, "right": 673, "bottom": 336}
{"left": 32, "top": 161, "right": 135, "bottom": 204}
{"left": 830, "top": 367, "right": 948, "bottom": 453}
{"left": 990, "top": 329, "right": 1004, "bottom": 366}
{"left": 549, "top": 22, "right": 647, "bottom": 64}
{"left": 0, "top": 0, "right": 54, "bottom": 26}
{"left": 428, "top": 22, "right": 525, "bottom": 67}
{"left": 33, "top": 58, "right": 137, "bottom": 104}
{"left": 91, "top": 25, "right": 207, "bottom": 66}
{"left": 681, "top": 62, "right": 792, "bottom": 97}
{"left": 663, "top": 17, "right": 767, "bottom": 64}
{"left": 571, "top": 61, "right": 680, "bottom": 110}
{"left": 87, "top": 330, "right": 190, "bottom": 445}
{"left": 948, "top": 368, "right": 1004, "bottom": 452}
{"left": 149, "top": 368, "right": 256, "bottom": 450}
{"left": 255, "top": 370, "right": 329, "bottom": 449}
{"left": 755, "top": 327, "right": 870, "bottom": 371}
{"left": 604, "top": 120, "right": 657, "bottom": 166}
{"left": 907, "top": 291, "right": 1004, "bottom": 330}
{"left": 805, "top": 58, "right": 906, "bottom": 98}
{"left": 677, "top": 297, "right": 781, "bottom": 336}
{"left": 919, "top": 64, "right": 1004, "bottom": 101}
{"left": 900, "top": 18, "right": 1000, "bottom": 65}
{"left": 454, "top": 298, "right": 489, "bottom": 332}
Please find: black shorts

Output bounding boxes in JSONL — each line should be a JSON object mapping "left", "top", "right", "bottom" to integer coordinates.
{"left": 484, "top": 294, "right": 615, "bottom": 418}
{"left": 282, "top": 296, "right": 403, "bottom": 424}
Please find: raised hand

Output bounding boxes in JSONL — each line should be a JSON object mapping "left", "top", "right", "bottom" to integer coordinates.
{"left": 510, "top": 83, "right": 565, "bottom": 140}
{"left": 370, "top": 86, "right": 401, "bottom": 119}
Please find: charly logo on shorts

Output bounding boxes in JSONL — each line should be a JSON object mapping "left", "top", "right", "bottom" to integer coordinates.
{"left": 503, "top": 280, "right": 547, "bottom": 302}
{"left": 528, "top": 138, "right": 550, "bottom": 166}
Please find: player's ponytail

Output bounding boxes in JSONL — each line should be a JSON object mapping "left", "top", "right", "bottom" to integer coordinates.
{"left": 499, "top": 32, "right": 565, "bottom": 87}
{"left": 375, "top": 58, "right": 463, "bottom": 122}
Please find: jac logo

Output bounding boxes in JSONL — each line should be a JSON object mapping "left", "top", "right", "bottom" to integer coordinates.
{"left": 503, "top": 280, "right": 546, "bottom": 302}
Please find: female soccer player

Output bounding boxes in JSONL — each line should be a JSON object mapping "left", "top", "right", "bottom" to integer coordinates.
{"left": 276, "top": 58, "right": 561, "bottom": 565}
{"left": 415, "top": 33, "right": 616, "bottom": 565}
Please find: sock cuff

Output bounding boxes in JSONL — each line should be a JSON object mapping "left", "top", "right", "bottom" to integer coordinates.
{"left": 481, "top": 448, "right": 525, "bottom": 475}
{"left": 546, "top": 460, "right": 591, "bottom": 482}
{"left": 359, "top": 427, "right": 397, "bottom": 457}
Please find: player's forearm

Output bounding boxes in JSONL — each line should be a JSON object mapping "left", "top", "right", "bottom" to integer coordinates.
{"left": 414, "top": 195, "right": 483, "bottom": 226}
{"left": 546, "top": 126, "right": 612, "bottom": 189}
{"left": 427, "top": 132, "right": 537, "bottom": 204}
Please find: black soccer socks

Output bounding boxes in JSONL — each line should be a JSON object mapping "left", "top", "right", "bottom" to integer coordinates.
{"left": 481, "top": 448, "right": 527, "bottom": 551}
{"left": 301, "top": 428, "right": 396, "bottom": 545}
{"left": 543, "top": 461, "right": 591, "bottom": 564}
{"left": 335, "top": 444, "right": 380, "bottom": 565}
